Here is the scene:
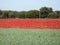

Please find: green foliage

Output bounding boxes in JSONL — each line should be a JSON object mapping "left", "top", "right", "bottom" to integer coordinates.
{"left": 0, "top": 10, "right": 2, "bottom": 15}
{"left": 55, "top": 11, "right": 60, "bottom": 18}
{"left": 2, "top": 11, "right": 9, "bottom": 18}
{"left": 48, "top": 12, "right": 58, "bottom": 18}
{"left": 0, "top": 7, "right": 60, "bottom": 18}
{"left": 26, "top": 10, "right": 39, "bottom": 18}
{"left": 39, "top": 7, "right": 53, "bottom": 18}
{"left": 8, "top": 11, "right": 17, "bottom": 18}
{"left": 17, "top": 11, "right": 26, "bottom": 18}
{"left": 0, "top": 10, "right": 3, "bottom": 18}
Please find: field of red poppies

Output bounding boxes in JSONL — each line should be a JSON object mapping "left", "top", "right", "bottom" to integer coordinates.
{"left": 0, "top": 19, "right": 60, "bottom": 29}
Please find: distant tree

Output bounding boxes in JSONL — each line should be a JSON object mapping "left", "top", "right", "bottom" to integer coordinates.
{"left": 0, "top": 7, "right": 60, "bottom": 19}
{"left": 48, "top": 12, "right": 58, "bottom": 18}
{"left": 17, "top": 11, "right": 26, "bottom": 18}
{"left": 2, "top": 11, "right": 9, "bottom": 18}
{"left": 26, "top": 10, "right": 39, "bottom": 18}
{"left": 55, "top": 11, "right": 60, "bottom": 18}
{"left": 39, "top": 7, "right": 53, "bottom": 18}
{"left": 8, "top": 11, "right": 16, "bottom": 18}
{"left": 0, "top": 10, "right": 2, "bottom": 15}
{"left": 0, "top": 10, "right": 3, "bottom": 18}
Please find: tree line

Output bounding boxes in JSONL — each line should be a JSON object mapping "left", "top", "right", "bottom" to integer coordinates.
{"left": 0, "top": 7, "right": 60, "bottom": 18}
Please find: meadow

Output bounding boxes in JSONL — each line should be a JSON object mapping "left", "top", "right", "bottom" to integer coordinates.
{"left": 0, "top": 28, "right": 60, "bottom": 45}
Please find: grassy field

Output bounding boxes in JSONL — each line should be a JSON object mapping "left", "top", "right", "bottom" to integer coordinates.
{"left": 0, "top": 28, "right": 60, "bottom": 45}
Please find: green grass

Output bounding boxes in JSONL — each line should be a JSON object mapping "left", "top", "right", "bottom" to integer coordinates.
{"left": 0, "top": 28, "right": 60, "bottom": 45}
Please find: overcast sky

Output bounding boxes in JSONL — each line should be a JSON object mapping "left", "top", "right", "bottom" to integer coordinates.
{"left": 0, "top": 0, "right": 60, "bottom": 11}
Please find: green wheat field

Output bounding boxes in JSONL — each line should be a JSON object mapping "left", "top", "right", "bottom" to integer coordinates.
{"left": 0, "top": 28, "right": 60, "bottom": 45}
